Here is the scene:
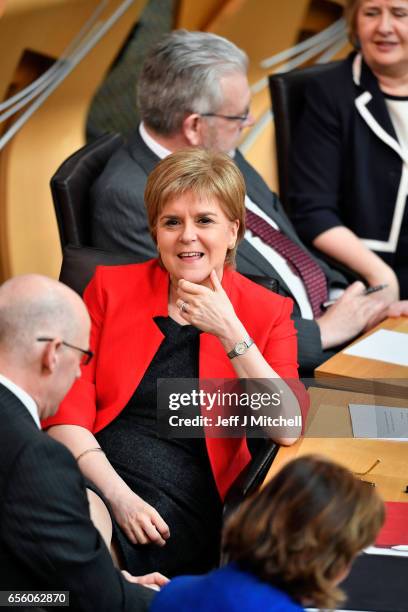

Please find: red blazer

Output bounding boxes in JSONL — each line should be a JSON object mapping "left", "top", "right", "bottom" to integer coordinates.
{"left": 45, "top": 260, "right": 305, "bottom": 499}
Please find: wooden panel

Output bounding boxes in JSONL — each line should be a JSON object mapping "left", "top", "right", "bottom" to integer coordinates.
{"left": 206, "top": 0, "right": 310, "bottom": 85}
{"left": 175, "top": 0, "right": 227, "bottom": 30}
{"left": 303, "top": 0, "right": 344, "bottom": 31}
{"left": 204, "top": 0, "right": 349, "bottom": 193}
{"left": 242, "top": 96, "right": 278, "bottom": 191}
{"left": 0, "top": 0, "right": 147, "bottom": 282}
{"left": 204, "top": 0, "right": 310, "bottom": 192}
{"left": 0, "top": 0, "right": 350, "bottom": 280}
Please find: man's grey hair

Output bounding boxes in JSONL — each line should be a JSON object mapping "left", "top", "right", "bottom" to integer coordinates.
{"left": 137, "top": 29, "right": 248, "bottom": 135}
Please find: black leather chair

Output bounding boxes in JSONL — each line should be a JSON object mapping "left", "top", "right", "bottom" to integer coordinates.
{"left": 51, "top": 132, "right": 124, "bottom": 249}
{"left": 268, "top": 63, "right": 340, "bottom": 215}
{"left": 222, "top": 437, "right": 279, "bottom": 520}
{"left": 50, "top": 136, "right": 279, "bottom": 524}
{"left": 51, "top": 132, "right": 148, "bottom": 289}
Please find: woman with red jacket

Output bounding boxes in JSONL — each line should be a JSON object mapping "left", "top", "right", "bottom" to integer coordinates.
{"left": 45, "top": 148, "right": 306, "bottom": 576}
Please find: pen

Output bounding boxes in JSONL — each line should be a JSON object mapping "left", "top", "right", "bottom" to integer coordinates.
{"left": 322, "top": 284, "right": 388, "bottom": 309}
{"left": 364, "top": 283, "right": 388, "bottom": 295}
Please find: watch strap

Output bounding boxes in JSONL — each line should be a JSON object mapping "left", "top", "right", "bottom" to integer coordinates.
{"left": 227, "top": 336, "right": 254, "bottom": 359}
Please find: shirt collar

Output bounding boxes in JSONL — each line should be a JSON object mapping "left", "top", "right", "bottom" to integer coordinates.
{"left": 139, "top": 122, "right": 172, "bottom": 160}
{"left": 139, "top": 121, "right": 237, "bottom": 159}
{"left": 0, "top": 373, "right": 41, "bottom": 429}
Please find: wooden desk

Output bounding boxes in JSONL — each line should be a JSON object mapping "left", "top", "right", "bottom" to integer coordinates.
{"left": 315, "top": 317, "right": 408, "bottom": 398}
{"left": 265, "top": 387, "right": 408, "bottom": 611}
{"left": 265, "top": 387, "right": 408, "bottom": 502}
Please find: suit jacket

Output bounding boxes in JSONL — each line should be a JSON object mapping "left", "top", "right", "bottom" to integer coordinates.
{"left": 91, "top": 128, "right": 348, "bottom": 373}
{"left": 0, "top": 383, "right": 153, "bottom": 612}
{"left": 289, "top": 52, "right": 408, "bottom": 296}
{"left": 150, "top": 563, "right": 303, "bottom": 612}
{"left": 44, "top": 260, "right": 307, "bottom": 501}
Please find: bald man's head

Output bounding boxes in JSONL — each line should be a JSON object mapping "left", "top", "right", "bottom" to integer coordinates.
{"left": 0, "top": 275, "right": 90, "bottom": 418}
{"left": 0, "top": 275, "right": 88, "bottom": 361}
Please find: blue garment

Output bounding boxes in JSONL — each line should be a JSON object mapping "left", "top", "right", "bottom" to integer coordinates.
{"left": 150, "top": 563, "right": 303, "bottom": 612}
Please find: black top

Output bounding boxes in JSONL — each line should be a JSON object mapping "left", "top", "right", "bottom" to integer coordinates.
{"left": 96, "top": 317, "right": 222, "bottom": 576}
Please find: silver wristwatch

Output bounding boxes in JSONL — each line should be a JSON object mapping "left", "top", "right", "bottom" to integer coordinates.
{"left": 227, "top": 336, "right": 254, "bottom": 359}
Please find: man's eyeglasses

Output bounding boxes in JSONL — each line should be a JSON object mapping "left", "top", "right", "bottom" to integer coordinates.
{"left": 200, "top": 109, "right": 250, "bottom": 123}
{"left": 37, "top": 337, "right": 94, "bottom": 366}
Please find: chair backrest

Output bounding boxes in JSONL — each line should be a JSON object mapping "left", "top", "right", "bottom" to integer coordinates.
{"left": 50, "top": 133, "right": 124, "bottom": 249}
{"left": 59, "top": 244, "right": 146, "bottom": 295}
{"left": 268, "top": 63, "right": 340, "bottom": 213}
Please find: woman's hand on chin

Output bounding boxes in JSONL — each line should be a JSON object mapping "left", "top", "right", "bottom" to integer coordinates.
{"left": 110, "top": 486, "right": 170, "bottom": 546}
{"left": 176, "top": 270, "right": 244, "bottom": 339}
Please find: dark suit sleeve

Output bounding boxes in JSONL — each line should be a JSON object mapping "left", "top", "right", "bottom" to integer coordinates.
{"left": 292, "top": 314, "right": 336, "bottom": 375}
{"left": 289, "top": 75, "right": 346, "bottom": 244}
{"left": 1, "top": 437, "right": 153, "bottom": 612}
{"left": 91, "top": 158, "right": 157, "bottom": 260}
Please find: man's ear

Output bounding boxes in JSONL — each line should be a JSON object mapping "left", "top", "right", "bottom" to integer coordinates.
{"left": 182, "top": 113, "right": 204, "bottom": 146}
{"left": 40, "top": 339, "right": 60, "bottom": 375}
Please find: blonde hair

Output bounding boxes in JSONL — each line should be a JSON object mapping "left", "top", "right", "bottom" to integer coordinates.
{"left": 144, "top": 148, "right": 246, "bottom": 266}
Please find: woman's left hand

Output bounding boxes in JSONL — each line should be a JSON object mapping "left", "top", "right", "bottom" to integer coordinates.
{"left": 176, "top": 270, "right": 243, "bottom": 340}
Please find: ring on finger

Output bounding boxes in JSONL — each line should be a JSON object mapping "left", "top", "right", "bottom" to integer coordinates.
{"left": 179, "top": 301, "right": 188, "bottom": 313}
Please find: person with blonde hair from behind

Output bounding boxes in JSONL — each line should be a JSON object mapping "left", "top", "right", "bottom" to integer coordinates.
{"left": 151, "top": 455, "right": 384, "bottom": 611}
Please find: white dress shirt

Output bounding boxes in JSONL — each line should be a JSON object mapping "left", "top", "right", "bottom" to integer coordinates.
{"left": 0, "top": 373, "right": 41, "bottom": 429}
{"left": 244, "top": 197, "right": 314, "bottom": 318}
{"left": 139, "top": 122, "right": 172, "bottom": 159}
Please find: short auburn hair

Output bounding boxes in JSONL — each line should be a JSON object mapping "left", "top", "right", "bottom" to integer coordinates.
{"left": 144, "top": 148, "right": 246, "bottom": 266}
{"left": 223, "top": 455, "right": 384, "bottom": 610}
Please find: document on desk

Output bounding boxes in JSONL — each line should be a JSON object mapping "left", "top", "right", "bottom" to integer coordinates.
{"left": 343, "top": 329, "right": 408, "bottom": 366}
{"left": 365, "top": 546, "right": 408, "bottom": 557}
{"left": 349, "top": 403, "right": 408, "bottom": 439}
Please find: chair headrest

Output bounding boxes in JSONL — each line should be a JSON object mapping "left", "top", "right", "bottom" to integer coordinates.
{"left": 50, "top": 133, "right": 124, "bottom": 248}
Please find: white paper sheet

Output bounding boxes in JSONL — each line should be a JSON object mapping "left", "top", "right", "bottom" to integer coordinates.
{"left": 349, "top": 403, "right": 408, "bottom": 440}
{"left": 343, "top": 329, "right": 408, "bottom": 366}
{"left": 365, "top": 545, "right": 408, "bottom": 557}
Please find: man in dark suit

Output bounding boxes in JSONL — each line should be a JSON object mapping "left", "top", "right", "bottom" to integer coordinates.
{"left": 91, "top": 30, "right": 389, "bottom": 375}
{"left": 0, "top": 274, "right": 166, "bottom": 611}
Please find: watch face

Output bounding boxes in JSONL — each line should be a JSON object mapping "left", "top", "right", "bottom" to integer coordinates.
{"left": 235, "top": 342, "right": 246, "bottom": 355}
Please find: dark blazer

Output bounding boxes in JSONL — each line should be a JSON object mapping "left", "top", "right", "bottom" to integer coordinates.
{"left": 289, "top": 52, "right": 408, "bottom": 296}
{"left": 150, "top": 562, "right": 303, "bottom": 612}
{"left": 91, "top": 128, "right": 348, "bottom": 373}
{"left": 0, "top": 383, "right": 153, "bottom": 612}
{"left": 44, "top": 260, "right": 307, "bottom": 501}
